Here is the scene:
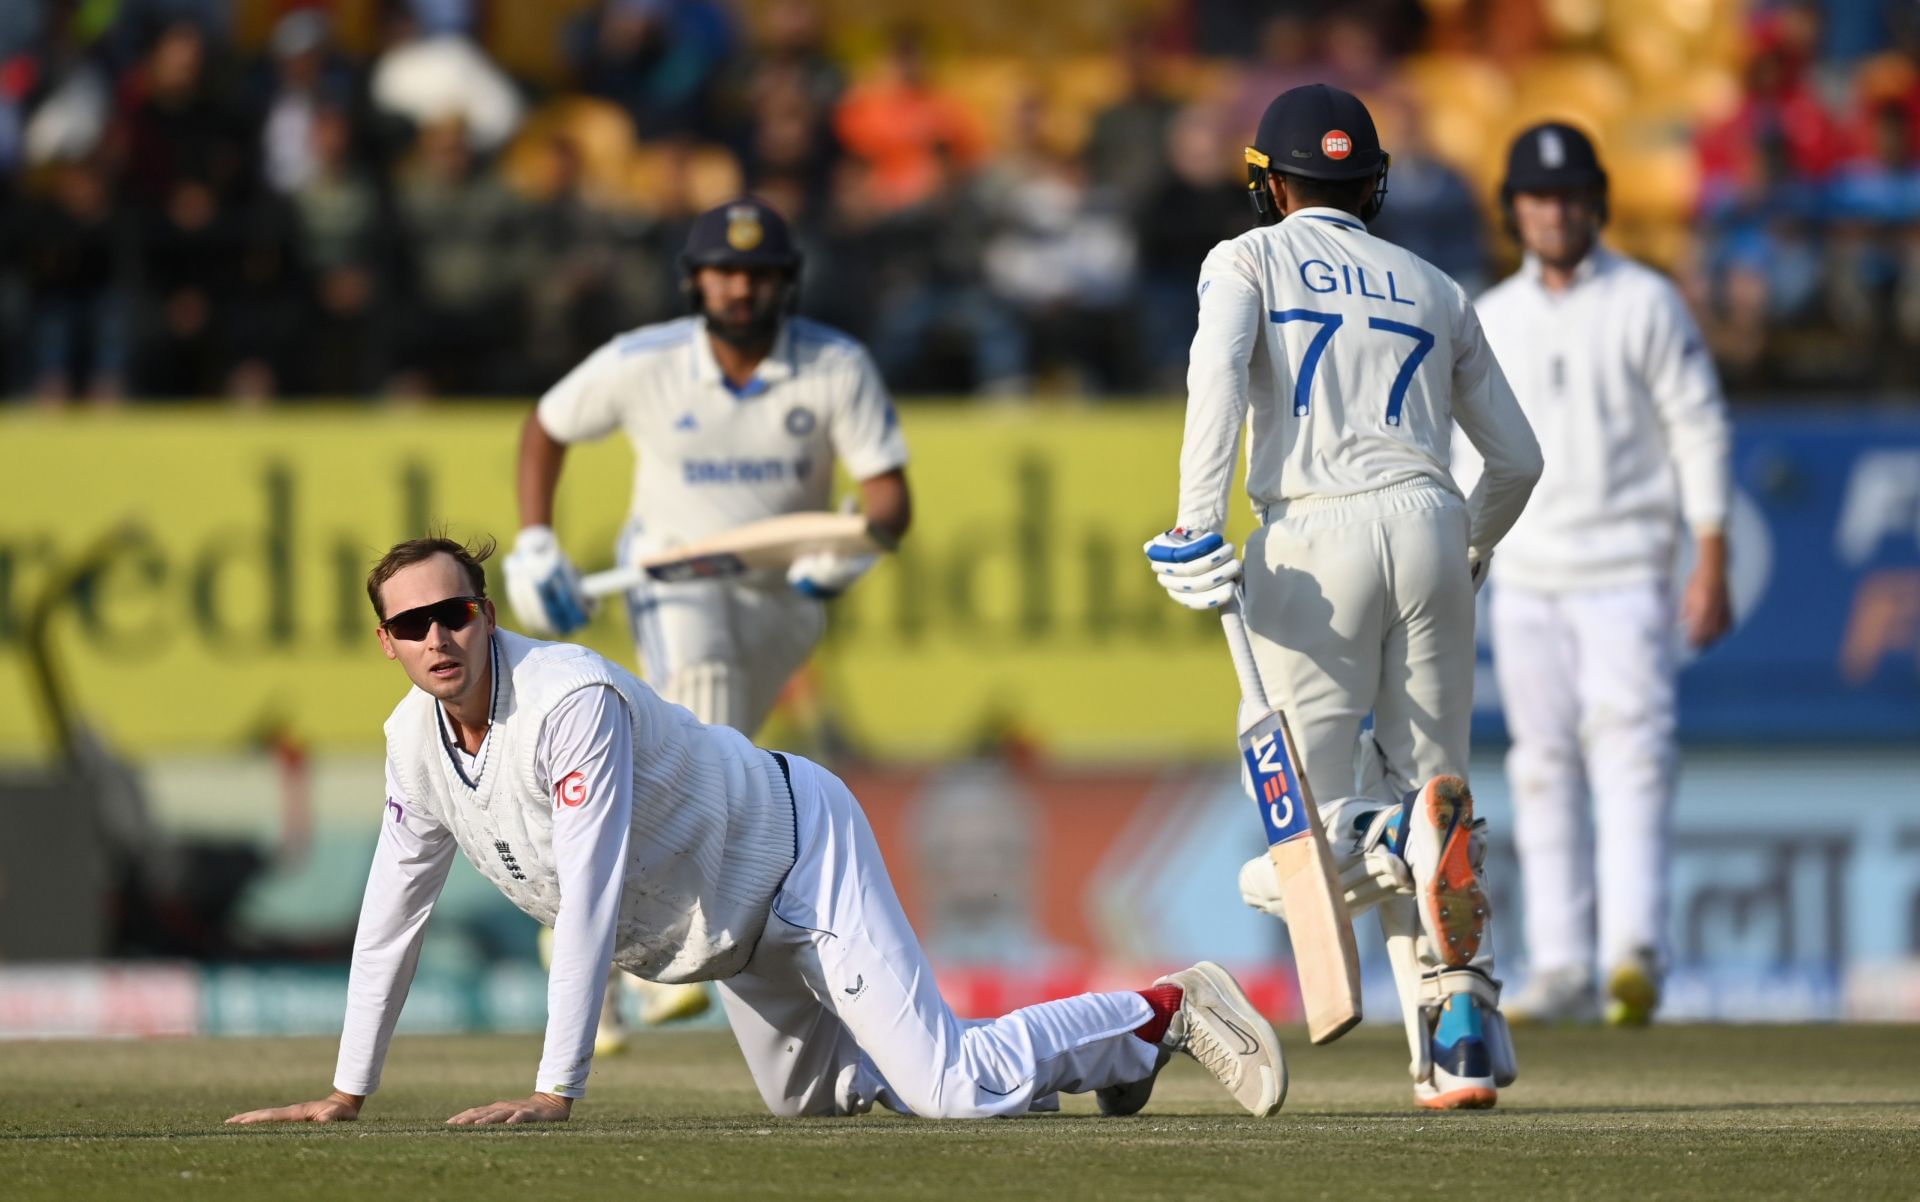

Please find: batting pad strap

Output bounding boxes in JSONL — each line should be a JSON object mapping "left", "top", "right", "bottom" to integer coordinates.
{"left": 1419, "top": 967, "right": 1503, "bottom": 1010}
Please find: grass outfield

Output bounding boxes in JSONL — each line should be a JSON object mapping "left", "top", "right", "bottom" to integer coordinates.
{"left": 3, "top": 1026, "right": 1916, "bottom": 1200}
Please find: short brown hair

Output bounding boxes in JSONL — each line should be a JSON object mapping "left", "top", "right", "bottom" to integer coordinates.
{"left": 366, "top": 534, "right": 497, "bottom": 619}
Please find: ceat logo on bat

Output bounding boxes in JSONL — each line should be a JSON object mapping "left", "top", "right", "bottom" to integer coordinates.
{"left": 558, "top": 772, "right": 588, "bottom": 808}
{"left": 1322, "top": 130, "right": 1352, "bottom": 160}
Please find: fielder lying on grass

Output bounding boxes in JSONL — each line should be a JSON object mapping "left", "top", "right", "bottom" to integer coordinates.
{"left": 229, "top": 535, "right": 1283, "bottom": 1126}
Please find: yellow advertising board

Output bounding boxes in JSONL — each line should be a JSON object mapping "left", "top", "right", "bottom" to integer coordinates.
{"left": 0, "top": 406, "right": 1255, "bottom": 760}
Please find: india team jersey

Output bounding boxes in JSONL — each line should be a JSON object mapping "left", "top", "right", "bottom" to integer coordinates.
{"left": 1178, "top": 206, "right": 1540, "bottom": 553}
{"left": 536, "top": 315, "right": 910, "bottom": 549}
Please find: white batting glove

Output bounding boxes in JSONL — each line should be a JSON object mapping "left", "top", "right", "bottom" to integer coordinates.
{"left": 788, "top": 551, "right": 876, "bottom": 600}
{"left": 503, "top": 525, "right": 594, "bottom": 636}
{"left": 1468, "top": 545, "right": 1492, "bottom": 594}
{"left": 1144, "top": 528, "right": 1241, "bottom": 611}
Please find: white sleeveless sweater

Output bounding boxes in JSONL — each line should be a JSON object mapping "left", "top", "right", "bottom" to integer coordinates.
{"left": 383, "top": 630, "right": 795, "bottom": 982}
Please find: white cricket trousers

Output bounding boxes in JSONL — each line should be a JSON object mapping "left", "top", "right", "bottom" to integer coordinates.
{"left": 718, "top": 755, "right": 1159, "bottom": 1118}
{"left": 1491, "top": 580, "right": 1677, "bottom": 976}
{"left": 619, "top": 523, "right": 826, "bottom": 735}
{"left": 1243, "top": 478, "right": 1475, "bottom": 810}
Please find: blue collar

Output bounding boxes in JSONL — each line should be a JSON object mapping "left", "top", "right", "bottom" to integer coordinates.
{"left": 1298, "top": 211, "right": 1366, "bottom": 231}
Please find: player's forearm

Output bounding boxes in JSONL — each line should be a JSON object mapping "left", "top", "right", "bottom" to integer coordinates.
{"left": 1176, "top": 349, "right": 1252, "bottom": 530}
{"left": 858, "top": 470, "right": 911, "bottom": 543}
{"left": 517, "top": 411, "right": 569, "bottom": 529}
{"left": 333, "top": 821, "right": 453, "bottom": 1096}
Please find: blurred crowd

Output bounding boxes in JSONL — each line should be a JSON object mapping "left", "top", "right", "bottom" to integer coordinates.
{"left": 2, "top": 0, "right": 1918, "bottom": 403}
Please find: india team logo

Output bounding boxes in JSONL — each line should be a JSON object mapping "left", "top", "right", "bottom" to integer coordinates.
{"left": 1321, "top": 130, "right": 1352, "bottom": 160}
{"left": 785, "top": 406, "right": 816, "bottom": 436}
{"left": 558, "top": 772, "right": 588, "bottom": 808}
{"left": 726, "top": 206, "right": 765, "bottom": 251}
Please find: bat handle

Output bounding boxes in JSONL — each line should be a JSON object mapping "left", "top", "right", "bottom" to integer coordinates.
{"left": 581, "top": 566, "right": 644, "bottom": 599}
{"left": 1218, "top": 592, "right": 1271, "bottom": 713}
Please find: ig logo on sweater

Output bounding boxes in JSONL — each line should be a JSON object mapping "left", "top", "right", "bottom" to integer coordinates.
{"left": 558, "top": 772, "right": 588, "bottom": 808}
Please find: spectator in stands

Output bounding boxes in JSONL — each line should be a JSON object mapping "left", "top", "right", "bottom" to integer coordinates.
{"left": 566, "top": 0, "right": 738, "bottom": 140}
{"left": 835, "top": 25, "right": 986, "bottom": 214}
{"left": 1134, "top": 104, "right": 1246, "bottom": 388}
{"left": 370, "top": 0, "right": 523, "bottom": 155}
{"left": 19, "top": 153, "right": 127, "bottom": 403}
{"left": 113, "top": 18, "right": 253, "bottom": 209}
{"left": 1689, "top": 127, "right": 1825, "bottom": 376}
{"left": 738, "top": 58, "right": 839, "bottom": 214}
{"left": 391, "top": 115, "right": 529, "bottom": 396}
{"left": 1366, "top": 102, "right": 1487, "bottom": 294}
{"left": 289, "top": 103, "right": 393, "bottom": 396}
{"left": 1086, "top": 27, "right": 1181, "bottom": 218}
{"left": 256, "top": 9, "right": 363, "bottom": 197}
{"left": 734, "top": 0, "right": 843, "bottom": 113}
{"left": 523, "top": 134, "right": 672, "bottom": 383}
{"left": 1696, "top": 12, "right": 1847, "bottom": 192}
{"left": 979, "top": 90, "right": 1139, "bottom": 393}
{"left": 860, "top": 148, "right": 1026, "bottom": 394}
{"left": 1825, "top": 101, "right": 1920, "bottom": 365}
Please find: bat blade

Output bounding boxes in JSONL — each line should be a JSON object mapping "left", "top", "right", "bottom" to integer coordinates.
{"left": 581, "top": 512, "right": 885, "bottom": 597}
{"left": 1239, "top": 707, "right": 1363, "bottom": 1044}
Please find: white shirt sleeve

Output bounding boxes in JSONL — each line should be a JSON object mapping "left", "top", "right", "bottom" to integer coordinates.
{"left": 828, "top": 346, "right": 911, "bottom": 481}
{"left": 536, "top": 341, "right": 626, "bottom": 445}
{"left": 1176, "top": 241, "right": 1262, "bottom": 532}
{"left": 332, "top": 759, "right": 457, "bottom": 1098}
{"left": 1449, "top": 290, "right": 1543, "bottom": 551}
{"left": 1638, "top": 284, "right": 1732, "bottom": 535}
{"left": 531, "top": 685, "right": 634, "bottom": 1098}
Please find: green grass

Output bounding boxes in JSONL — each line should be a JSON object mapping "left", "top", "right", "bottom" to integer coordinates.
{"left": 3, "top": 1026, "right": 1916, "bottom": 1200}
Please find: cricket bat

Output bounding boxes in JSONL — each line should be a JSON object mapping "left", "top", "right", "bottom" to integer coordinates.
{"left": 1220, "top": 593, "right": 1363, "bottom": 1044}
{"left": 580, "top": 511, "right": 893, "bottom": 596}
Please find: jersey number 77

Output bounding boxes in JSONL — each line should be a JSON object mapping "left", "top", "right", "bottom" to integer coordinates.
{"left": 1271, "top": 309, "right": 1435, "bottom": 426}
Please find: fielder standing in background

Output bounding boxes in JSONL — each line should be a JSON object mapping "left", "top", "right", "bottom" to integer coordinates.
{"left": 1147, "top": 84, "right": 1542, "bottom": 1109}
{"left": 227, "top": 537, "right": 1284, "bottom": 1126}
{"left": 503, "top": 197, "right": 912, "bottom": 1039}
{"left": 1454, "top": 124, "right": 1733, "bottom": 1027}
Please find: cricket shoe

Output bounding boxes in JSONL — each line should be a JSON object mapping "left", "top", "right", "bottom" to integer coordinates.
{"left": 1094, "top": 1048, "right": 1170, "bottom": 1117}
{"left": 1405, "top": 776, "right": 1486, "bottom": 968}
{"left": 1156, "top": 961, "right": 1287, "bottom": 1117}
{"left": 636, "top": 979, "right": 712, "bottom": 1026}
{"left": 1507, "top": 966, "right": 1599, "bottom": 1026}
{"left": 1605, "top": 948, "right": 1661, "bottom": 1028}
{"left": 1415, "top": 993, "right": 1499, "bottom": 1110}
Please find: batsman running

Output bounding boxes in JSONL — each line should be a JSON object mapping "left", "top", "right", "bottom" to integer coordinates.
{"left": 505, "top": 197, "right": 912, "bottom": 1038}
{"left": 1145, "top": 84, "right": 1543, "bottom": 1109}
{"left": 226, "top": 538, "right": 1283, "bottom": 1126}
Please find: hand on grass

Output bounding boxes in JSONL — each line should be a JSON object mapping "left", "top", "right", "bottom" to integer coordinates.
{"left": 445, "top": 1093, "right": 572, "bottom": 1125}
{"left": 226, "top": 1091, "right": 362, "bottom": 1124}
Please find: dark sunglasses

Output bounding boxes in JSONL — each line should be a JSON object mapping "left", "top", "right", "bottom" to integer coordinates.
{"left": 381, "top": 596, "right": 486, "bottom": 641}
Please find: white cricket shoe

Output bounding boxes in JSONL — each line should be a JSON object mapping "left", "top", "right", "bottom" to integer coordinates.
{"left": 1507, "top": 965, "right": 1600, "bottom": 1026}
{"left": 1156, "top": 961, "right": 1287, "bottom": 1117}
{"left": 1405, "top": 776, "right": 1486, "bottom": 968}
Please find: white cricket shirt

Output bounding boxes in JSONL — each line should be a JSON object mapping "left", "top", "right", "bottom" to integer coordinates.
{"left": 1178, "top": 206, "right": 1541, "bottom": 551}
{"left": 1460, "top": 247, "right": 1731, "bottom": 592}
{"left": 536, "top": 315, "right": 910, "bottom": 551}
